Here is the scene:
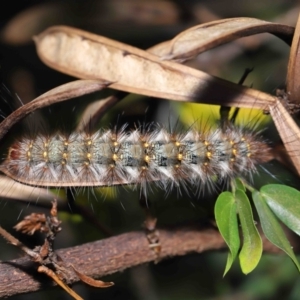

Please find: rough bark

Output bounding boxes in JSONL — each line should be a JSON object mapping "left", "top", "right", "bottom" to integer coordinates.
{"left": 0, "top": 225, "right": 293, "bottom": 298}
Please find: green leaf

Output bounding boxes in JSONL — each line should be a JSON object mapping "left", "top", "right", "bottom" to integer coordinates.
{"left": 252, "top": 190, "right": 300, "bottom": 271}
{"left": 234, "top": 178, "right": 246, "bottom": 192}
{"left": 260, "top": 184, "right": 300, "bottom": 236}
{"left": 235, "top": 189, "right": 262, "bottom": 274}
{"left": 215, "top": 191, "right": 240, "bottom": 276}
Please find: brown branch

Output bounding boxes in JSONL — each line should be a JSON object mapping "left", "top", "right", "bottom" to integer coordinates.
{"left": 0, "top": 225, "right": 296, "bottom": 298}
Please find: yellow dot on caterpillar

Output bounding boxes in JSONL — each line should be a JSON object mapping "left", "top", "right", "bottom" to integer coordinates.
{"left": 144, "top": 142, "right": 149, "bottom": 148}
{"left": 230, "top": 158, "right": 235, "bottom": 162}
{"left": 43, "top": 151, "right": 48, "bottom": 158}
{"left": 206, "top": 151, "right": 212, "bottom": 159}
{"left": 144, "top": 155, "right": 150, "bottom": 163}
{"left": 87, "top": 140, "right": 92, "bottom": 146}
{"left": 230, "top": 140, "right": 234, "bottom": 145}
{"left": 241, "top": 137, "right": 245, "bottom": 141}
{"left": 44, "top": 142, "right": 48, "bottom": 147}
{"left": 85, "top": 161, "right": 89, "bottom": 166}
{"left": 110, "top": 164, "right": 115, "bottom": 168}
{"left": 86, "top": 153, "right": 91, "bottom": 159}
{"left": 177, "top": 153, "right": 183, "bottom": 160}
{"left": 27, "top": 151, "right": 31, "bottom": 157}
{"left": 61, "top": 160, "right": 66, "bottom": 165}
{"left": 204, "top": 140, "right": 209, "bottom": 146}
{"left": 204, "top": 162, "right": 208, "bottom": 166}
{"left": 141, "top": 166, "right": 147, "bottom": 170}
{"left": 113, "top": 142, "right": 118, "bottom": 147}
{"left": 175, "top": 141, "right": 180, "bottom": 147}
{"left": 63, "top": 152, "right": 68, "bottom": 159}
{"left": 112, "top": 153, "right": 118, "bottom": 161}
{"left": 247, "top": 153, "right": 251, "bottom": 157}
{"left": 64, "top": 141, "right": 68, "bottom": 146}
{"left": 232, "top": 149, "right": 237, "bottom": 156}
{"left": 29, "top": 143, "right": 33, "bottom": 148}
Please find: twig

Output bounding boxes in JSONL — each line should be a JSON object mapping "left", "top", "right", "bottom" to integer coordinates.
{"left": 0, "top": 224, "right": 296, "bottom": 298}
{"left": 0, "top": 200, "right": 113, "bottom": 299}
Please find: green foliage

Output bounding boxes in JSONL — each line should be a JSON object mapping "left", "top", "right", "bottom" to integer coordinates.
{"left": 236, "top": 189, "right": 262, "bottom": 274}
{"left": 261, "top": 185, "right": 300, "bottom": 236}
{"left": 215, "top": 192, "right": 240, "bottom": 275}
{"left": 252, "top": 191, "right": 300, "bottom": 271}
{"left": 215, "top": 183, "right": 300, "bottom": 275}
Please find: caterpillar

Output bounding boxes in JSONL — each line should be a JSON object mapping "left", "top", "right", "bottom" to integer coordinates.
{"left": 0, "top": 122, "right": 272, "bottom": 197}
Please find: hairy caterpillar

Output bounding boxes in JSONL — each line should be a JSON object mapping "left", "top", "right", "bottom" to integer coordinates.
{"left": 0, "top": 122, "right": 272, "bottom": 197}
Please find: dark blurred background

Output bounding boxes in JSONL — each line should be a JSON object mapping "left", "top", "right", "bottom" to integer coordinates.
{"left": 0, "top": 1, "right": 300, "bottom": 299}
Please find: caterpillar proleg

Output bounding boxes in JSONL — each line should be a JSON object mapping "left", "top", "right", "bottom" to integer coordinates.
{"left": 0, "top": 122, "right": 272, "bottom": 197}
